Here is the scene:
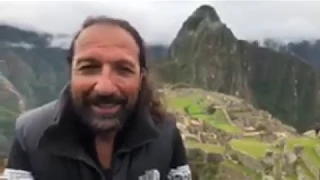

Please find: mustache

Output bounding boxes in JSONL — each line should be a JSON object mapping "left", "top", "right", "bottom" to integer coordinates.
{"left": 85, "top": 93, "right": 128, "bottom": 106}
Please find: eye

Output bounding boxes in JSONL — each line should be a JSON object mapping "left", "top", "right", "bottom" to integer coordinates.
{"left": 78, "top": 64, "right": 101, "bottom": 74}
{"left": 116, "top": 65, "right": 135, "bottom": 75}
{"left": 80, "top": 64, "right": 100, "bottom": 70}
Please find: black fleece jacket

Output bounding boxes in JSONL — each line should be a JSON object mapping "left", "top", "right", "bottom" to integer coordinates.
{"left": 5, "top": 87, "right": 191, "bottom": 180}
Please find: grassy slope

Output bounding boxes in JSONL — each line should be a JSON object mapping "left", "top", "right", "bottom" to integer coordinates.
{"left": 166, "top": 92, "right": 241, "bottom": 133}
{"left": 165, "top": 88, "right": 320, "bottom": 179}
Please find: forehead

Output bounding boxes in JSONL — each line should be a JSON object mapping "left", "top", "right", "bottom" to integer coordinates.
{"left": 73, "top": 24, "right": 140, "bottom": 63}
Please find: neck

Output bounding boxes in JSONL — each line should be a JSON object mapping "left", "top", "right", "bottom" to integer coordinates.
{"left": 95, "top": 131, "right": 117, "bottom": 143}
{"left": 94, "top": 132, "right": 116, "bottom": 169}
{"left": 95, "top": 136, "right": 114, "bottom": 169}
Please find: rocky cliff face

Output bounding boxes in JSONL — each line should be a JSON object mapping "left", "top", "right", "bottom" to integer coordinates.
{"left": 157, "top": 5, "right": 320, "bottom": 132}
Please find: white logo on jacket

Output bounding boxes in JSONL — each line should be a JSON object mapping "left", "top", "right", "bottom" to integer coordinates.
{"left": 138, "top": 169, "right": 160, "bottom": 180}
{"left": 138, "top": 165, "right": 192, "bottom": 180}
{"left": 167, "top": 165, "right": 192, "bottom": 180}
{"left": 1, "top": 168, "right": 34, "bottom": 180}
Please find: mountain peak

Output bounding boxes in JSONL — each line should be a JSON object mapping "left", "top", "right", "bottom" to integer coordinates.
{"left": 178, "top": 4, "right": 223, "bottom": 33}
{"left": 192, "top": 5, "right": 221, "bottom": 23}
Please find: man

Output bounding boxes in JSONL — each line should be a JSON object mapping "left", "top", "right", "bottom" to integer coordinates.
{"left": 4, "top": 16, "right": 191, "bottom": 180}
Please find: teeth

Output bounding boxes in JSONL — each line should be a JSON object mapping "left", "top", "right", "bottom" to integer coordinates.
{"left": 97, "top": 104, "right": 117, "bottom": 108}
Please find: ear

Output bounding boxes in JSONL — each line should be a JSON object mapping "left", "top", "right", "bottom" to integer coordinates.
{"left": 138, "top": 68, "right": 147, "bottom": 90}
{"left": 140, "top": 68, "right": 147, "bottom": 78}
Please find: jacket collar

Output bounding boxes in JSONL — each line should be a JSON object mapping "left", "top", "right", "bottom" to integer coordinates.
{"left": 38, "top": 83, "right": 160, "bottom": 158}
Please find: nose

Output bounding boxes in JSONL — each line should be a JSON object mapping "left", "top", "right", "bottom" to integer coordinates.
{"left": 93, "top": 67, "right": 117, "bottom": 95}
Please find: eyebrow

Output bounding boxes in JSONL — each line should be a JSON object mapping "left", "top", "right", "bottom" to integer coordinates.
{"left": 74, "top": 57, "right": 137, "bottom": 69}
{"left": 114, "top": 59, "right": 136, "bottom": 68}
{"left": 75, "top": 57, "right": 99, "bottom": 66}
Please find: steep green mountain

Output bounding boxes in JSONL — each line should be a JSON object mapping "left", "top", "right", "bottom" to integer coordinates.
{"left": 157, "top": 5, "right": 320, "bottom": 132}
{"left": 0, "top": 25, "right": 69, "bottom": 108}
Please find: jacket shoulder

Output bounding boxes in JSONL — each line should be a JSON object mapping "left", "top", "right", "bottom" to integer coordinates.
{"left": 15, "top": 100, "right": 58, "bottom": 151}
{"left": 154, "top": 113, "right": 178, "bottom": 133}
{"left": 153, "top": 113, "right": 182, "bottom": 147}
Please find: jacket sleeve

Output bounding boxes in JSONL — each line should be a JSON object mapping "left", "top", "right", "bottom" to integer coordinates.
{"left": 6, "top": 137, "right": 32, "bottom": 171}
{"left": 167, "top": 127, "right": 192, "bottom": 180}
{"left": 4, "top": 137, "right": 34, "bottom": 179}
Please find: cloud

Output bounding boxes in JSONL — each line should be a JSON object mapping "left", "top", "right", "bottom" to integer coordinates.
{"left": 0, "top": 0, "right": 319, "bottom": 45}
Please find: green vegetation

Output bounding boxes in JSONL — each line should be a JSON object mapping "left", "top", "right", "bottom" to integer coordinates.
{"left": 229, "top": 139, "right": 271, "bottom": 158}
{"left": 222, "top": 160, "right": 261, "bottom": 179}
{"left": 166, "top": 92, "right": 242, "bottom": 133}
{"left": 186, "top": 141, "right": 224, "bottom": 154}
{"left": 164, "top": 87, "right": 320, "bottom": 179}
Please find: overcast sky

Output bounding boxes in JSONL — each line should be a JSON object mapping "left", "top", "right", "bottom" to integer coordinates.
{"left": 0, "top": 0, "right": 320, "bottom": 45}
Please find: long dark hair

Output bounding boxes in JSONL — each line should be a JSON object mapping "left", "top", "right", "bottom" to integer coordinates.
{"left": 67, "top": 16, "right": 167, "bottom": 123}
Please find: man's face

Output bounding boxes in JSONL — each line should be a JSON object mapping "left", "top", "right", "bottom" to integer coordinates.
{"left": 70, "top": 24, "right": 142, "bottom": 133}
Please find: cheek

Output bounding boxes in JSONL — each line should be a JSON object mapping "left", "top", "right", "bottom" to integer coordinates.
{"left": 70, "top": 74, "right": 96, "bottom": 99}
{"left": 118, "top": 76, "right": 141, "bottom": 105}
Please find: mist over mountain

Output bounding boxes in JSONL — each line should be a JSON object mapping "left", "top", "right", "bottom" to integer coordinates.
{"left": 256, "top": 38, "right": 320, "bottom": 69}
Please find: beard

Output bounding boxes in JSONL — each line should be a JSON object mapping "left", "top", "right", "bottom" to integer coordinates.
{"left": 71, "top": 91, "right": 133, "bottom": 135}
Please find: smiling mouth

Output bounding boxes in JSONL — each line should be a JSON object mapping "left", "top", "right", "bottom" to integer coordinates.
{"left": 91, "top": 104, "right": 121, "bottom": 115}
